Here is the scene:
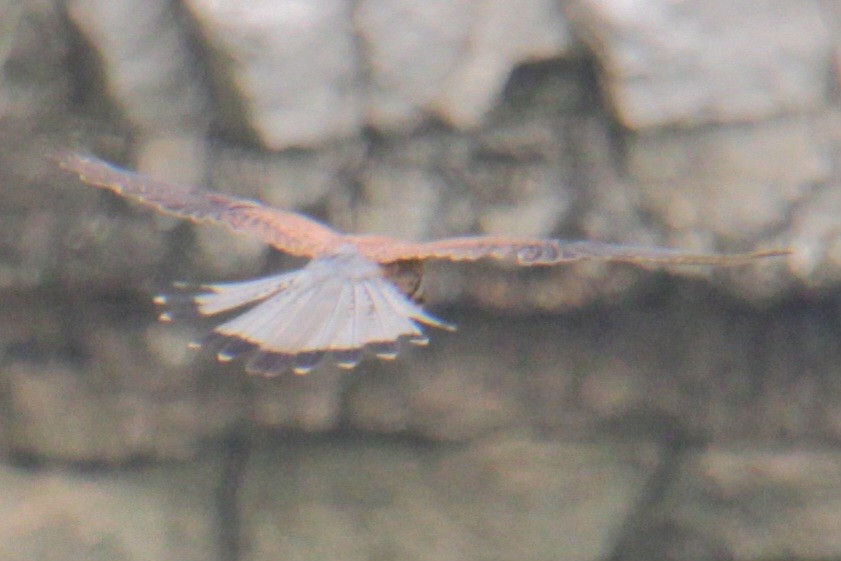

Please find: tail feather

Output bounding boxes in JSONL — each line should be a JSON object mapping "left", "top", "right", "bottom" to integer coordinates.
{"left": 194, "top": 272, "right": 297, "bottom": 315}
{"left": 379, "top": 280, "right": 456, "bottom": 332}
{"left": 368, "top": 341, "right": 399, "bottom": 360}
{"left": 330, "top": 283, "right": 359, "bottom": 350}
{"left": 284, "top": 277, "right": 348, "bottom": 352}
{"left": 154, "top": 288, "right": 203, "bottom": 322}
{"left": 333, "top": 349, "right": 364, "bottom": 369}
{"left": 175, "top": 251, "right": 453, "bottom": 375}
{"left": 300, "top": 282, "right": 352, "bottom": 354}
{"left": 292, "top": 351, "right": 326, "bottom": 375}
{"left": 351, "top": 282, "right": 373, "bottom": 348}
{"left": 214, "top": 283, "right": 316, "bottom": 346}
{"left": 217, "top": 338, "right": 258, "bottom": 363}
{"left": 365, "top": 281, "right": 421, "bottom": 343}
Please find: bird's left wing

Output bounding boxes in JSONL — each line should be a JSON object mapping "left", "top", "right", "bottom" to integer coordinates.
{"left": 352, "top": 235, "right": 790, "bottom": 267}
{"left": 56, "top": 151, "right": 343, "bottom": 258}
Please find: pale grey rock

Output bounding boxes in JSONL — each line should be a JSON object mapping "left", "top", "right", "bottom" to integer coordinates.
{"left": 56, "top": 200, "right": 171, "bottom": 293}
{"left": 658, "top": 447, "right": 841, "bottom": 560}
{"left": 0, "top": 299, "right": 241, "bottom": 463}
{"left": 625, "top": 118, "right": 824, "bottom": 240}
{"left": 66, "top": 0, "right": 210, "bottom": 134}
{"left": 134, "top": 136, "right": 210, "bottom": 192}
{"left": 431, "top": 0, "right": 572, "bottom": 127}
{"left": 356, "top": 0, "right": 572, "bottom": 129}
{"left": 0, "top": 1, "right": 23, "bottom": 71}
{"left": 208, "top": 142, "right": 365, "bottom": 212}
{"left": 248, "top": 370, "right": 345, "bottom": 432}
{"left": 783, "top": 105, "right": 841, "bottom": 287}
{"left": 0, "top": 1, "right": 70, "bottom": 126}
{"left": 184, "top": 0, "right": 363, "bottom": 149}
{"left": 239, "top": 434, "right": 654, "bottom": 561}
{"left": 192, "top": 221, "right": 268, "bottom": 280}
{"left": 788, "top": 184, "right": 841, "bottom": 285}
{"left": 0, "top": 457, "right": 219, "bottom": 561}
{"left": 401, "top": 341, "right": 525, "bottom": 441}
{"left": 567, "top": 0, "right": 832, "bottom": 128}
{"left": 352, "top": 162, "right": 444, "bottom": 241}
{"left": 0, "top": 0, "right": 74, "bottom": 266}
{"left": 177, "top": 0, "right": 571, "bottom": 146}
{"left": 354, "top": 0, "right": 474, "bottom": 130}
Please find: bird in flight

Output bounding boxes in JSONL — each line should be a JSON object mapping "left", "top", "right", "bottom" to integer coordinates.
{"left": 57, "top": 151, "right": 789, "bottom": 375}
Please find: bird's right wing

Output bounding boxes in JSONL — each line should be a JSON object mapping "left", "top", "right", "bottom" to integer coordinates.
{"left": 353, "top": 235, "right": 790, "bottom": 267}
{"left": 56, "top": 151, "right": 343, "bottom": 258}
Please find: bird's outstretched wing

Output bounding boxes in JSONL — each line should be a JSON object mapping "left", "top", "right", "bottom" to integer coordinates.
{"left": 156, "top": 248, "right": 454, "bottom": 376}
{"left": 352, "top": 235, "right": 790, "bottom": 267}
{"left": 56, "top": 151, "right": 343, "bottom": 258}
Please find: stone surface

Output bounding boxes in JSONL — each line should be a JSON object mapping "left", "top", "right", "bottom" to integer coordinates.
{"left": 655, "top": 447, "right": 841, "bottom": 561}
{"left": 0, "top": 456, "right": 220, "bottom": 561}
{"left": 0, "top": 298, "right": 240, "bottom": 463}
{"left": 343, "top": 296, "right": 841, "bottom": 444}
{"left": 183, "top": 0, "right": 363, "bottom": 149}
{"left": 239, "top": 434, "right": 653, "bottom": 561}
{"left": 66, "top": 0, "right": 210, "bottom": 134}
{"left": 567, "top": 0, "right": 833, "bottom": 128}
{"left": 626, "top": 118, "right": 824, "bottom": 237}
{"left": 2, "top": 1, "right": 841, "bottom": 560}
{"left": 356, "top": 0, "right": 571, "bottom": 129}
{"left": 0, "top": 0, "right": 70, "bottom": 127}
{"left": 72, "top": 0, "right": 577, "bottom": 147}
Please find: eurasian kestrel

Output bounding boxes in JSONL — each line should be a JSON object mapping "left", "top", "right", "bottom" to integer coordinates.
{"left": 57, "top": 151, "right": 788, "bottom": 375}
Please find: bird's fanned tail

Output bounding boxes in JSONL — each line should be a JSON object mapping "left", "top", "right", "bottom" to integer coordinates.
{"left": 156, "top": 250, "right": 454, "bottom": 375}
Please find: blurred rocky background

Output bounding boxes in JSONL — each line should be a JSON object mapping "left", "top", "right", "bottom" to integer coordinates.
{"left": 0, "top": 0, "right": 839, "bottom": 560}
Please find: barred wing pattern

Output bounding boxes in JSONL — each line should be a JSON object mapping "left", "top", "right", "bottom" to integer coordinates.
{"left": 56, "top": 151, "right": 342, "bottom": 258}
{"left": 158, "top": 249, "right": 453, "bottom": 375}
{"left": 352, "top": 236, "right": 790, "bottom": 266}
